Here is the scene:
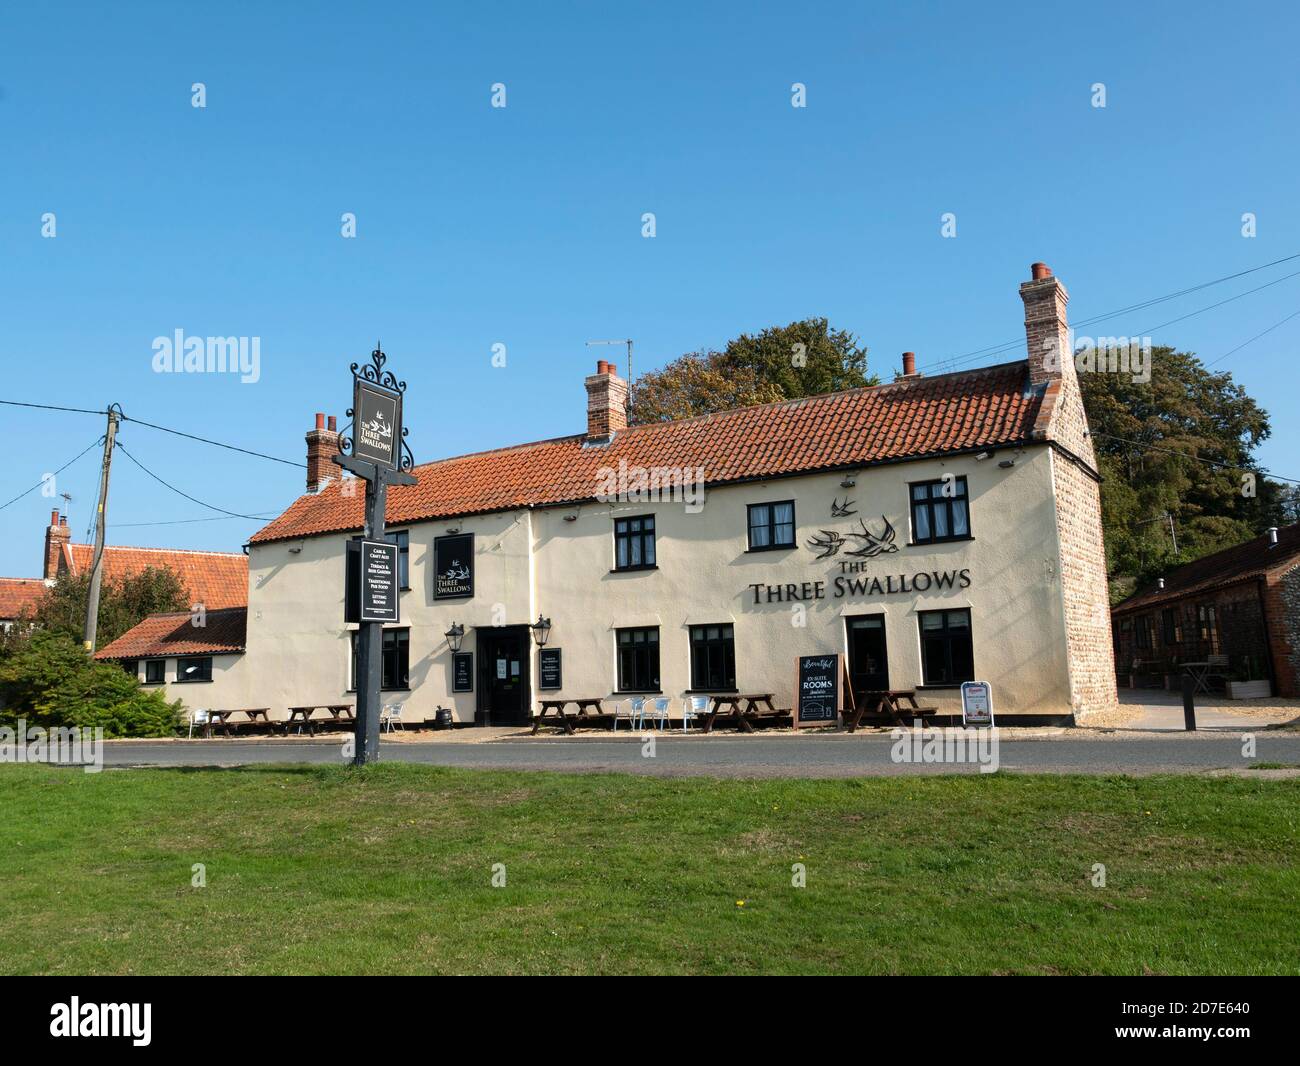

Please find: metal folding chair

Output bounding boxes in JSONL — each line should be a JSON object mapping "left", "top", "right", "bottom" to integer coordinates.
{"left": 682, "top": 695, "right": 709, "bottom": 733}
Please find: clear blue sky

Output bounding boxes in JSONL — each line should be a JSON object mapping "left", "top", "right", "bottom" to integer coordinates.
{"left": 2, "top": 1, "right": 1298, "bottom": 578}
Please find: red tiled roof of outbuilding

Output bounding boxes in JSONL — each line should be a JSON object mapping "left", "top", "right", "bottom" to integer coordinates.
{"left": 63, "top": 544, "right": 247, "bottom": 610}
{"left": 93, "top": 607, "right": 247, "bottom": 660}
{"left": 252, "top": 360, "right": 1045, "bottom": 545}
{"left": 0, "top": 578, "right": 50, "bottom": 619}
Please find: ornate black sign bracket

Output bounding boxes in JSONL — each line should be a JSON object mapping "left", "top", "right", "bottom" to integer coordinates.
{"left": 334, "top": 344, "right": 418, "bottom": 487}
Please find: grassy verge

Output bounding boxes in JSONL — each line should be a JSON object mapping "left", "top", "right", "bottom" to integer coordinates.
{"left": 1, "top": 764, "right": 1297, "bottom": 974}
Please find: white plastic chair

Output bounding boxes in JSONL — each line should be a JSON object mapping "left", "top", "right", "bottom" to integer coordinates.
{"left": 614, "top": 697, "right": 645, "bottom": 732}
{"left": 682, "top": 695, "right": 709, "bottom": 733}
{"left": 188, "top": 709, "right": 210, "bottom": 739}
{"left": 380, "top": 703, "right": 405, "bottom": 732}
{"left": 643, "top": 696, "right": 671, "bottom": 731}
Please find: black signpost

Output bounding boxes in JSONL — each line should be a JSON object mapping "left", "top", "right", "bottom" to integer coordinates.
{"left": 335, "top": 345, "right": 417, "bottom": 766}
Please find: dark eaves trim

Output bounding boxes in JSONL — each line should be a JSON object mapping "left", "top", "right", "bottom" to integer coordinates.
{"left": 1048, "top": 440, "right": 1102, "bottom": 483}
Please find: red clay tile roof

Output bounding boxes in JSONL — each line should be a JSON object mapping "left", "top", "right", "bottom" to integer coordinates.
{"left": 1113, "top": 523, "right": 1300, "bottom": 613}
{"left": 63, "top": 544, "right": 247, "bottom": 609}
{"left": 252, "top": 360, "right": 1044, "bottom": 544}
{"left": 93, "top": 607, "right": 247, "bottom": 660}
{"left": 0, "top": 578, "right": 50, "bottom": 619}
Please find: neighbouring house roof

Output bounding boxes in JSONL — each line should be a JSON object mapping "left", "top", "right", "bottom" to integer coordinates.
{"left": 1113, "top": 523, "right": 1300, "bottom": 614}
{"left": 251, "top": 360, "right": 1046, "bottom": 545}
{"left": 62, "top": 544, "right": 248, "bottom": 610}
{"left": 0, "top": 578, "right": 51, "bottom": 620}
{"left": 93, "top": 607, "right": 247, "bottom": 660}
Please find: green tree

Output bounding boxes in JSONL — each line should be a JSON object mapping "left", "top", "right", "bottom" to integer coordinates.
{"left": 23, "top": 566, "right": 189, "bottom": 651}
{"left": 631, "top": 318, "right": 875, "bottom": 424}
{"left": 0, "top": 630, "right": 181, "bottom": 737}
{"left": 1078, "top": 345, "right": 1280, "bottom": 601}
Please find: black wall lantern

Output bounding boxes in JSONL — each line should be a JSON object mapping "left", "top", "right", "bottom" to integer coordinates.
{"left": 530, "top": 615, "right": 552, "bottom": 647}
{"left": 445, "top": 622, "right": 465, "bottom": 652}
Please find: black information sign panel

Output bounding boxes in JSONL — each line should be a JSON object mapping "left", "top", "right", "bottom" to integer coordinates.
{"left": 352, "top": 379, "right": 402, "bottom": 470}
{"left": 539, "top": 647, "right": 562, "bottom": 691}
{"left": 796, "top": 654, "right": 841, "bottom": 726}
{"left": 358, "top": 539, "right": 399, "bottom": 623}
{"left": 434, "top": 533, "right": 474, "bottom": 600}
{"left": 453, "top": 652, "right": 474, "bottom": 693}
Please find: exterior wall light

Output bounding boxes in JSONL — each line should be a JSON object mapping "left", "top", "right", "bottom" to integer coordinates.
{"left": 445, "top": 623, "right": 465, "bottom": 652}
{"left": 530, "top": 615, "right": 552, "bottom": 647}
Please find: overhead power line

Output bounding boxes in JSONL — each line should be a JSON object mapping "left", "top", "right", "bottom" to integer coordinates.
{"left": 0, "top": 398, "right": 307, "bottom": 468}
{"left": 114, "top": 441, "right": 280, "bottom": 520}
{"left": 1089, "top": 431, "right": 1300, "bottom": 486}
{"left": 0, "top": 437, "right": 105, "bottom": 514}
{"left": 924, "top": 251, "right": 1300, "bottom": 374}
{"left": 1204, "top": 308, "right": 1300, "bottom": 369}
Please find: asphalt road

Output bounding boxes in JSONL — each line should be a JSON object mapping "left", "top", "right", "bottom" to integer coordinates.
{"left": 95, "top": 733, "right": 1300, "bottom": 777}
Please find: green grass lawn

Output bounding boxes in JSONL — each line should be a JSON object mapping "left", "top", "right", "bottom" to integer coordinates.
{"left": 1, "top": 763, "right": 1297, "bottom": 975}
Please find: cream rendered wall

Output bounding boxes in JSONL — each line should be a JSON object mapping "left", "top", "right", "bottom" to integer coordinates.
{"left": 171, "top": 444, "right": 1074, "bottom": 721}
{"left": 533, "top": 445, "right": 1070, "bottom": 717}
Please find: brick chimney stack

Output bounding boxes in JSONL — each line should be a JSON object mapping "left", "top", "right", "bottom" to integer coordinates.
{"left": 1020, "top": 262, "right": 1074, "bottom": 387}
{"left": 306, "top": 412, "right": 341, "bottom": 493}
{"left": 44, "top": 508, "right": 70, "bottom": 579}
{"left": 585, "top": 360, "right": 628, "bottom": 440}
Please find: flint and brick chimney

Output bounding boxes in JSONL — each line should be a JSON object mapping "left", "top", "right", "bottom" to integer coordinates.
{"left": 306, "top": 412, "right": 340, "bottom": 493}
{"left": 1020, "top": 262, "right": 1073, "bottom": 387}
{"left": 44, "top": 508, "right": 70, "bottom": 579}
{"left": 585, "top": 360, "right": 628, "bottom": 440}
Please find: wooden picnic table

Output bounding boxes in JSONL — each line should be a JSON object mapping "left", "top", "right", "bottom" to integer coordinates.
{"left": 286, "top": 704, "right": 356, "bottom": 735}
{"left": 841, "top": 689, "right": 938, "bottom": 731}
{"left": 697, "top": 693, "right": 780, "bottom": 734}
{"left": 531, "top": 697, "right": 607, "bottom": 735}
{"left": 206, "top": 708, "right": 271, "bottom": 737}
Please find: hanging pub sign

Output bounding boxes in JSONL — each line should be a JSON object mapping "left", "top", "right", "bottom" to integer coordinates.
{"left": 434, "top": 533, "right": 474, "bottom": 600}
{"left": 352, "top": 378, "right": 403, "bottom": 471}
{"left": 452, "top": 652, "right": 474, "bottom": 693}
{"left": 794, "top": 653, "right": 848, "bottom": 729}
{"left": 961, "top": 681, "right": 994, "bottom": 727}
{"left": 539, "top": 647, "right": 562, "bottom": 691}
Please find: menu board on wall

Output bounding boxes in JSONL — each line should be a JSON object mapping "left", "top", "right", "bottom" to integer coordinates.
{"left": 434, "top": 534, "right": 474, "bottom": 600}
{"left": 539, "top": 648, "right": 562, "bottom": 691}
{"left": 452, "top": 652, "right": 474, "bottom": 693}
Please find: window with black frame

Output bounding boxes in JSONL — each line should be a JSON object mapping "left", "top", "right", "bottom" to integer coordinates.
{"left": 689, "top": 624, "right": 736, "bottom": 690}
{"left": 909, "top": 476, "right": 970, "bottom": 544}
{"left": 919, "top": 609, "right": 974, "bottom": 686}
{"left": 176, "top": 656, "right": 213, "bottom": 683}
{"left": 616, "top": 627, "right": 660, "bottom": 692}
{"left": 747, "top": 501, "right": 795, "bottom": 550}
{"left": 144, "top": 659, "right": 165, "bottom": 685}
{"left": 614, "top": 515, "right": 656, "bottom": 570}
{"left": 1135, "top": 615, "right": 1152, "bottom": 650}
{"left": 351, "top": 628, "right": 410, "bottom": 690}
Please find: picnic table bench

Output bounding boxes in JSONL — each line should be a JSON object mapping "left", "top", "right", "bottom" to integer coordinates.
{"left": 205, "top": 708, "right": 272, "bottom": 737}
{"left": 532, "top": 697, "right": 608, "bottom": 735}
{"left": 841, "top": 690, "right": 939, "bottom": 731}
{"left": 285, "top": 704, "right": 356, "bottom": 735}
{"left": 696, "top": 693, "right": 785, "bottom": 734}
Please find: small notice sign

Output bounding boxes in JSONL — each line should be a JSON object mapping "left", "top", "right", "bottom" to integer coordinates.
{"left": 796, "top": 654, "right": 844, "bottom": 728}
{"left": 452, "top": 652, "right": 473, "bottom": 693}
{"left": 358, "top": 539, "right": 399, "bottom": 623}
{"left": 961, "top": 681, "right": 994, "bottom": 727}
{"left": 539, "top": 648, "right": 562, "bottom": 691}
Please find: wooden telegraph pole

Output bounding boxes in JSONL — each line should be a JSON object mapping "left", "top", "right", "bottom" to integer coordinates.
{"left": 334, "top": 346, "right": 417, "bottom": 766}
{"left": 83, "top": 404, "right": 122, "bottom": 652}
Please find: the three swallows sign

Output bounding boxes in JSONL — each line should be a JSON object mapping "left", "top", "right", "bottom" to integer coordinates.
{"left": 352, "top": 379, "right": 402, "bottom": 470}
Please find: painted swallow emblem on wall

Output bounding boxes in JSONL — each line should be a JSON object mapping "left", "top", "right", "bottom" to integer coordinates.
{"left": 807, "top": 516, "right": 899, "bottom": 560}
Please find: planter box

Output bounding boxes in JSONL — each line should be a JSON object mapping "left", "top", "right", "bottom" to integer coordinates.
{"left": 1225, "top": 679, "right": 1271, "bottom": 700}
